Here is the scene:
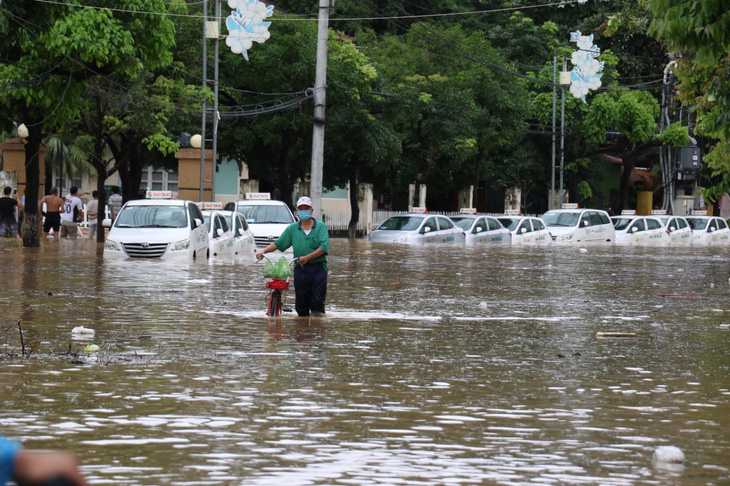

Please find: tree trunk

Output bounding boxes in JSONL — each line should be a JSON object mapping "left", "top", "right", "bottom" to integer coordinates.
{"left": 96, "top": 170, "right": 107, "bottom": 243}
{"left": 22, "top": 124, "right": 42, "bottom": 247}
{"left": 347, "top": 163, "right": 359, "bottom": 239}
{"left": 618, "top": 157, "right": 636, "bottom": 213}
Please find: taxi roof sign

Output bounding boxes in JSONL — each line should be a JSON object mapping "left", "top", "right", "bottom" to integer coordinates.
{"left": 146, "top": 190, "right": 173, "bottom": 199}
{"left": 199, "top": 202, "right": 223, "bottom": 210}
{"left": 409, "top": 207, "right": 427, "bottom": 214}
{"left": 561, "top": 203, "right": 579, "bottom": 209}
{"left": 621, "top": 209, "right": 636, "bottom": 215}
{"left": 691, "top": 210, "right": 708, "bottom": 215}
{"left": 504, "top": 209, "right": 521, "bottom": 216}
{"left": 459, "top": 208, "right": 477, "bottom": 214}
{"left": 651, "top": 209, "right": 667, "bottom": 215}
{"left": 245, "top": 192, "right": 270, "bottom": 200}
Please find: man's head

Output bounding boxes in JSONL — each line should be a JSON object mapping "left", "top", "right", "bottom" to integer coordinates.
{"left": 3, "top": 186, "right": 11, "bottom": 196}
{"left": 296, "top": 196, "right": 313, "bottom": 221}
{"left": 50, "top": 187, "right": 59, "bottom": 196}
{"left": 70, "top": 186, "right": 78, "bottom": 195}
{"left": 111, "top": 186, "right": 120, "bottom": 195}
{"left": 92, "top": 190, "right": 98, "bottom": 199}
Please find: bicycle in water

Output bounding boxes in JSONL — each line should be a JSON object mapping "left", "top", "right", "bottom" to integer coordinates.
{"left": 257, "top": 256, "right": 299, "bottom": 317}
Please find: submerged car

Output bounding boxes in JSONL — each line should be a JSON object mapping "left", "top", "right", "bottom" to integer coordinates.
{"left": 611, "top": 215, "right": 669, "bottom": 246}
{"left": 496, "top": 216, "right": 551, "bottom": 245}
{"left": 659, "top": 215, "right": 693, "bottom": 246}
{"left": 223, "top": 210, "right": 257, "bottom": 260}
{"left": 224, "top": 194, "right": 296, "bottom": 250}
{"left": 367, "top": 214, "right": 465, "bottom": 244}
{"left": 450, "top": 215, "right": 511, "bottom": 244}
{"left": 202, "top": 210, "right": 236, "bottom": 258}
{"left": 104, "top": 199, "right": 209, "bottom": 260}
{"left": 685, "top": 216, "right": 730, "bottom": 246}
{"left": 541, "top": 208, "right": 614, "bottom": 244}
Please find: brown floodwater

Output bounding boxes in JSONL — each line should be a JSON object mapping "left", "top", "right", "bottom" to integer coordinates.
{"left": 0, "top": 239, "right": 728, "bottom": 485}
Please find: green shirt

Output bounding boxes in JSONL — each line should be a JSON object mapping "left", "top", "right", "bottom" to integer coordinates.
{"left": 274, "top": 218, "right": 329, "bottom": 271}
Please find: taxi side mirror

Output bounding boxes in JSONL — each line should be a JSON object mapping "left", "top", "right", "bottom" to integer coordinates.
{"left": 519, "top": 227, "right": 527, "bottom": 234}
{"left": 216, "top": 228, "right": 224, "bottom": 237}
{"left": 194, "top": 218, "right": 203, "bottom": 228}
{"left": 102, "top": 218, "right": 112, "bottom": 228}
{"left": 709, "top": 227, "right": 716, "bottom": 232}
{"left": 630, "top": 226, "right": 638, "bottom": 233}
{"left": 669, "top": 226, "right": 676, "bottom": 232}
{"left": 474, "top": 226, "right": 483, "bottom": 234}
{"left": 421, "top": 226, "right": 432, "bottom": 234}
{"left": 582, "top": 220, "right": 589, "bottom": 227}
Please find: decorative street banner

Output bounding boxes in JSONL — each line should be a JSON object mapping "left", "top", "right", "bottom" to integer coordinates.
{"left": 569, "top": 31, "right": 603, "bottom": 103}
{"left": 226, "top": 0, "right": 274, "bottom": 60}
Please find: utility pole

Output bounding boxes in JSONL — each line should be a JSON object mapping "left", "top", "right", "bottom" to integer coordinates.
{"left": 560, "top": 57, "right": 567, "bottom": 207}
{"left": 310, "top": 0, "right": 333, "bottom": 219}
{"left": 200, "top": 0, "right": 208, "bottom": 202}
{"left": 551, "top": 57, "right": 557, "bottom": 210}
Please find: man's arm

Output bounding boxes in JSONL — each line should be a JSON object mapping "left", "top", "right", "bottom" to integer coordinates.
{"left": 14, "top": 450, "right": 89, "bottom": 486}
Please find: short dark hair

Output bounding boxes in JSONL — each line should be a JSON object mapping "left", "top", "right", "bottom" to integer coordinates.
{"left": 92, "top": 190, "right": 98, "bottom": 197}
{"left": 51, "top": 187, "right": 59, "bottom": 195}
{"left": 111, "top": 186, "right": 120, "bottom": 194}
{"left": 3, "top": 186, "right": 11, "bottom": 195}
{"left": 70, "top": 186, "right": 78, "bottom": 195}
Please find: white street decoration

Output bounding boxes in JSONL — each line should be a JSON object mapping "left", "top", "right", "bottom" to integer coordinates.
{"left": 226, "top": 0, "right": 274, "bottom": 60}
{"left": 569, "top": 31, "right": 603, "bottom": 102}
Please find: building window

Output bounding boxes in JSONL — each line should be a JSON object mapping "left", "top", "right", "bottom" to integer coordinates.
{"left": 143, "top": 167, "right": 178, "bottom": 195}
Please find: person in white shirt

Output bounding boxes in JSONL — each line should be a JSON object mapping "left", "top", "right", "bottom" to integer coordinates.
{"left": 60, "top": 186, "right": 84, "bottom": 239}
{"left": 109, "top": 186, "right": 123, "bottom": 221}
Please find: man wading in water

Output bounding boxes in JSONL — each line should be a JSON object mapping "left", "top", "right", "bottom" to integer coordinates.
{"left": 39, "top": 187, "right": 65, "bottom": 240}
{"left": 256, "top": 196, "right": 329, "bottom": 317}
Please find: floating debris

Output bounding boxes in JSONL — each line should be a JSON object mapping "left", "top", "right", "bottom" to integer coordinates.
{"left": 653, "top": 445, "right": 685, "bottom": 468}
{"left": 71, "top": 326, "right": 95, "bottom": 337}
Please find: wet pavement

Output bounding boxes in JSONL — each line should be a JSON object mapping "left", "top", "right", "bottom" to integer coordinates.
{"left": 0, "top": 239, "right": 729, "bottom": 485}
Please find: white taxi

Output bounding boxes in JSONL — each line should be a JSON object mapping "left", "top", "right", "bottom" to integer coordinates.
{"left": 496, "top": 215, "right": 552, "bottom": 245}
{"left": 686, "top": 215, "right": 730, "bottom": 246}
{"left": 202, "top": 210, "right": 236, "bottom": 258}
{"left": 450, "top": 214, "right": 511, "bottom": 244}
{"left": 223, "top": 210, "right": 257, "bottom": 260}
{"left": 541, "top": 207, "right": 614, "bottom": 244}
{"left": 224, "top": 193, "right": 295, "bottom": 250}
{"left": 367, "top": 212, "right": 465, "bottom": 244}
{"left": 611, "top": 214, "right": 669, "bottom": 246}
{"left": 104, "top": 194, "right": 209, "bottom": 260}
{"left": 659, "top": 215, "right": 693, "bottom": 245}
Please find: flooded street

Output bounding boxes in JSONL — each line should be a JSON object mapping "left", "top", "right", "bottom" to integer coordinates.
{"left": 1, "top": 240, "right": 729, "bottom": 485}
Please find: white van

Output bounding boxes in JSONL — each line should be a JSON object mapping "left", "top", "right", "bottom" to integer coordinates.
{"left": 541, "top": 208, "right": 615, "bottom": 244}
{"left": 104, "top": 198, "right": 209, "bottom": 260}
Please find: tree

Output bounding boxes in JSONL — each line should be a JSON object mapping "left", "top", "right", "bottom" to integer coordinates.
{"left": 1, "top": 0, "right": 189, "bottom": 245}
{"left": 645, "top": 0, "right": 730, "bottom": 201}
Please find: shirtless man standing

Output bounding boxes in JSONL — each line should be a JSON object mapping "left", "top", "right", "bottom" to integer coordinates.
{"left": 40, "top": 187, "right": 65, "bottom": 239}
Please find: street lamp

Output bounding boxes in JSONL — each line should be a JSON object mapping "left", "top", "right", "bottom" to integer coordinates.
{"left": 17, "top": 123, "right": 28, "bottom": 139}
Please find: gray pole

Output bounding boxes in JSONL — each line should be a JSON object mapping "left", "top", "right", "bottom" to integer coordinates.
{"left": 559, "top": 57, "right": 566, "bottom": 207}
{"left": 310, "top": 0, "right": 331, "bottom": 220}
{"left": 211, "top": 0, "right": 221, "bottom": 201}
{"left": 551, "top": 56, "right": 557, "bottom": 210}
{"left": 200, "top": 0, "right": 208, "bottom": 202}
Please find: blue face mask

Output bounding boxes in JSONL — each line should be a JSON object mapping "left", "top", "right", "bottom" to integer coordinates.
{"left": 298, "top": 210, "right": 311, "bottom": 220}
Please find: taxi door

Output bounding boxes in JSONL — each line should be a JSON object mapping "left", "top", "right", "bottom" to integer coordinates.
{"left": 472, "top": 217, "right": 489, "bottom": 243}
{"left": 418, "top": 217, "right": 439, "bottom": 244}
{"left": 627, "top": 218, "right": 647, "bottom": 244}
{"left": 645, "top": 217, "right": 669, "bottom": 245}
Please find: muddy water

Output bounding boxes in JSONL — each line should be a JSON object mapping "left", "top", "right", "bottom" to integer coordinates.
{"left": 0, "top": 240, "right": 728, "bottom": 485}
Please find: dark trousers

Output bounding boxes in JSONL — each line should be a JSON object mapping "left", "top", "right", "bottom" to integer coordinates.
{"left": 293, "top": 262, "right": 327, "bottom": 316}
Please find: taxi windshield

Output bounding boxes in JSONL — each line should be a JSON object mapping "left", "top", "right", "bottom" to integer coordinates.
{"left": 497, "top": 218, "right": 520, "bottom": 231}
{"left": 378, "top": 216, "right": 423, "bottom": 231}
{"left": 542, "top": 212, "right": 580, "bottom": 227}
{"left": 611, "top": 217, "right": 633, "bottom": 231}
{"left": 450, "top": 217, "right": 474, "bottom": 231}
{"left": 237, "top": 204, "right": 294, "bottom": 224}
{"left": 115, "top": 206, "right": 187, "bottom": 228}
{"left": 686, "top": 218, "right": 708, "bottom": 230}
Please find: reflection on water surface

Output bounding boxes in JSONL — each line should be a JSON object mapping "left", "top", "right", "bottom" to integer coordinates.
{"left": 0, "top": 240, "right": 728, "bottom": 485}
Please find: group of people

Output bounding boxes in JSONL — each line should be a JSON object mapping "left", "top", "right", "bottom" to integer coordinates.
{"left": 0, "top": 185, "right": 125, "bottom": 241}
